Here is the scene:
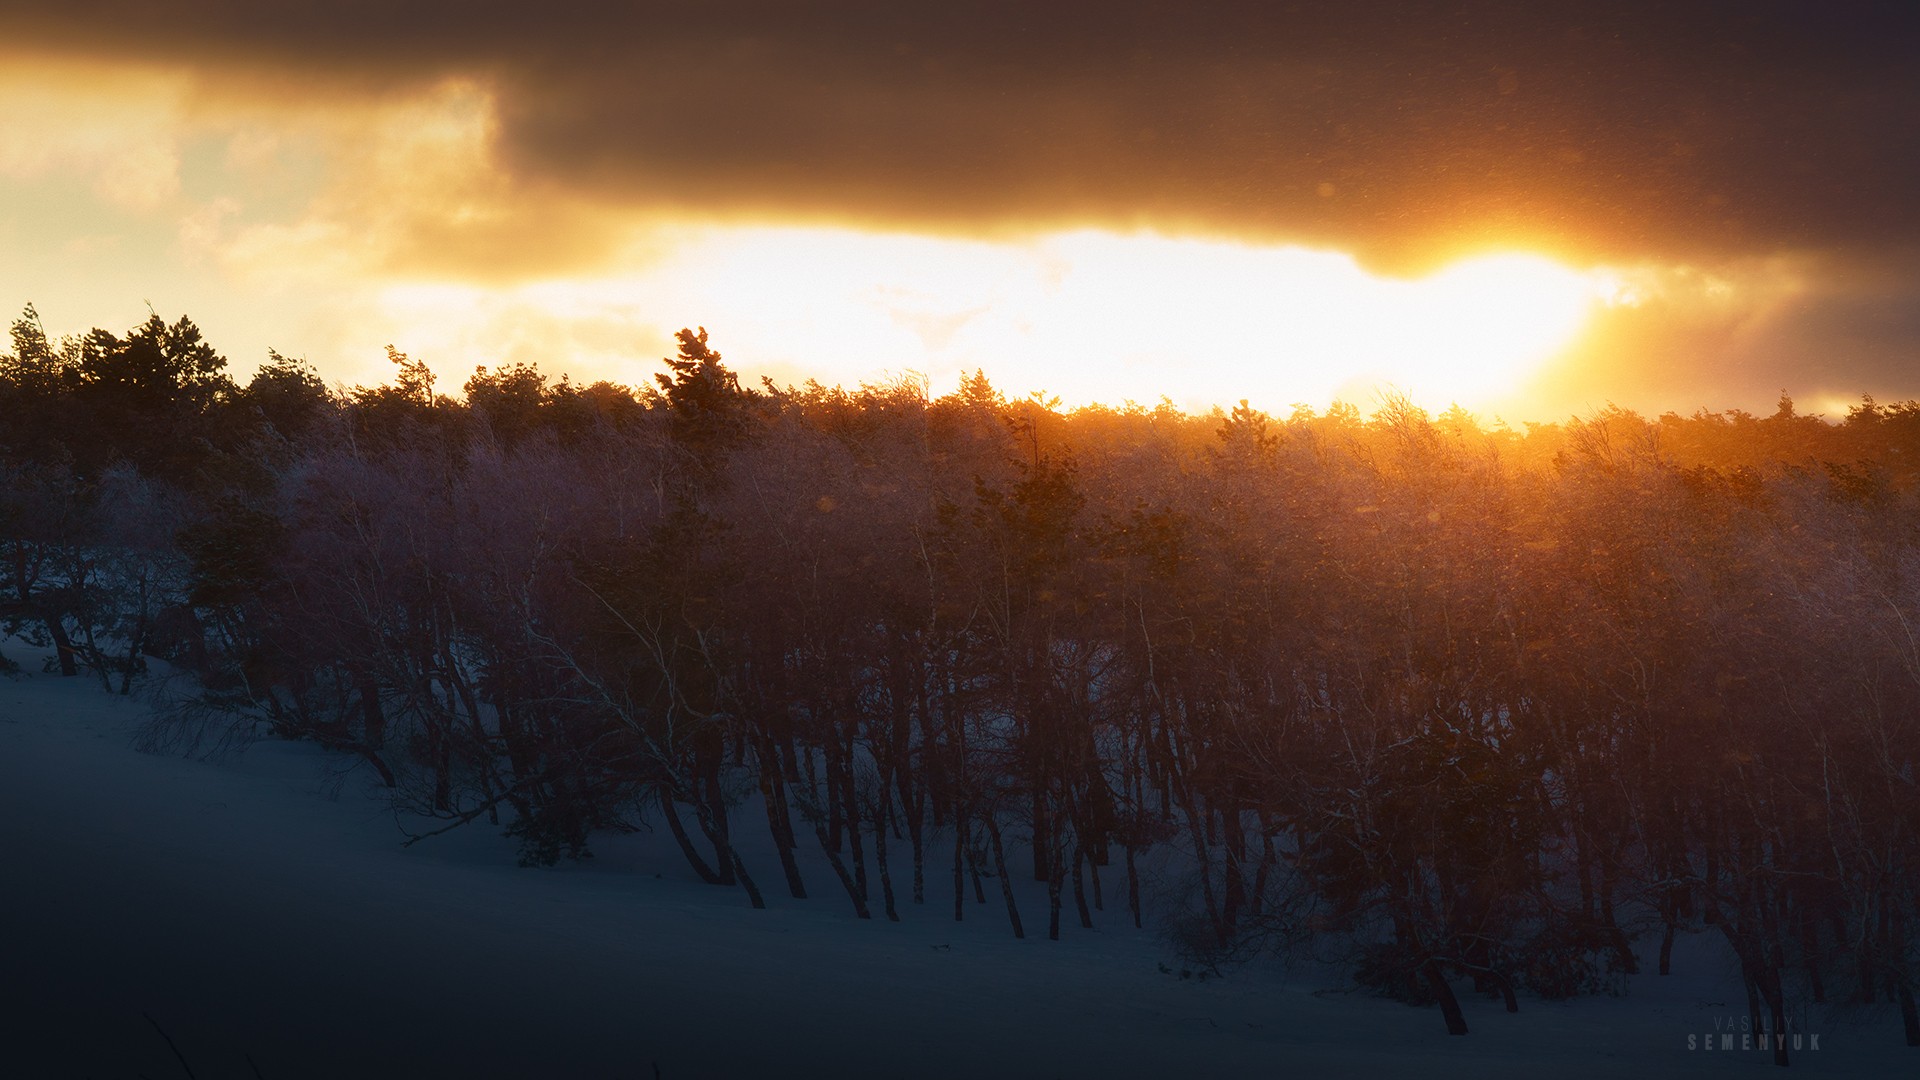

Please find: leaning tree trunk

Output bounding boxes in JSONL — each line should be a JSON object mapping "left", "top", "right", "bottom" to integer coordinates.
{"left": 659, "top": 789, "right": 723, "bottom": 885}
{"left": 44, "top": 611, "right": 79, "bottom": 677}
{"left": 1422, "top": 958, "right": 1470, "bottom": 1036}
{"left": 755, "top": 735, "right": 807, "bottom": 899}
{"left": 985, "top": 815, "right": 1026, "bottom": 939}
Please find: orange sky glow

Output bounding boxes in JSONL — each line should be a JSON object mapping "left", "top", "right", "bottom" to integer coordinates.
{"left": 2, "top": 4, "right": 1913, "bottom": 422}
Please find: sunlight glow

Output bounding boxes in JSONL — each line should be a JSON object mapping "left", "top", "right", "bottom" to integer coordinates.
{"left": 372, "top": 228, "right": 1615, "bottom": 414}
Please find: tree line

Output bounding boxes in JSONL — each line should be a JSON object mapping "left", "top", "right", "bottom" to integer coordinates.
{"left": 6, "top": 306, "right": 1920, "bottom": 1059}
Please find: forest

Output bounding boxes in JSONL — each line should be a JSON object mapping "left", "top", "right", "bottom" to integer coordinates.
{"left": 6, "top": 306, "right": 1920, "bottom": 1065}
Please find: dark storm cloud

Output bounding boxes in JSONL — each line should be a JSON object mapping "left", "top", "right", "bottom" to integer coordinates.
{"left": 6, "top": 1, "right": 1918, "bottom": 272}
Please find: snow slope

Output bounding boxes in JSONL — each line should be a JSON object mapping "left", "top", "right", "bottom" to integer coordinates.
{"left": 0, "top": 640, "right": 1909, "bottom": 1078}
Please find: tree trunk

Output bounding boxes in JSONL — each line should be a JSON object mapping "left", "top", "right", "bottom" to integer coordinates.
{"left": 759, "top": 758, "right": 808, "bottom": 899}
{"left": 1760, "top": 967, "right": 1790, "bottom": 1066}
{"left": 1046, "top": 832, "right": 1066, "bottom": 941}
{"left": 1249, "top": 833, "right": 1274, "bottom": 918}
{"left": 1422, "top": 959, "right": 1470, "bottom": 1035}
{"left": 1126, "top": 843, "right": 1142, "bottom": 929}
{"left": 1858, "top": 916, "right": 1878, "bottom": 1004}
{"left": 118, "top": 592, "right": 149, "bottom": 696}
{"left": 985, "top": 816, "right": 1026, "bottom": 939}
{"left": 826, "top": 751, "right": 844, "bottom": 854}
{"left": 1175, "top": 780, "right": 1222, "bottom": 943}
{"left": 1724, "top": 915, "right": 1789, "bottom": 1067}
{"left": 952, "top": 815, "right": 967, "bottom": 922}
{"left": 904, "top": 783, "right": 926, "bottom": 904}
{"left": 1070, "top": 843, "right": 1093, "bottom": 930}
{"left": 44, "top": 614, "right": 78, "bottom": 677}
{"left": 659, "top": 789, "right": 723, "bottom": 885}
{"left": 1799, "top": 896, "right": 1824, "bottom": 1003}
{"left": 1221, "top": 806, "right": 1246, "bottom": 936}
{"left": 1031, "top": 788, "right": 1051, "bottom": 882}
{"left": 1599, "top": 857, "right": 1638, "bottom": 974}
{"left": 1496, "top": 970, "right": 1518, "bottom": 1014}
{"left": 872, "top": 799, "right": 900, "bottom": 922}
{"left": 845, "top": 783, "right": 869, "bottom": 902}
{"left": 701, "top": 754, "right": 734, "bottom": 886}
{"left": 1894, "top": 913, "right": 1920, "bottom": 1047}
{"left": 810, "top": 817, "right": 872, "bottom": 920}
{"left": 1898, "top": 974, "right": 1920, "bottom": 1048}
{"left": 432, "top": 724, "right": 453, "bottom": 813}
{"left": 724, "top": 843, "right": 766, "bottom": 910}
{"left": 358, "top": 672, "right": 386, "bottom": 750}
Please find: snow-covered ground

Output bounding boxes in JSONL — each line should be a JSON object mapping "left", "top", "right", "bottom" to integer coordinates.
{"left": 0, "top": 639, "right": 1910, "bottom": 1078}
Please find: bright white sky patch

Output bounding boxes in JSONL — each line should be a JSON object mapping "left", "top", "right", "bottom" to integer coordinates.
{"left": 363, "top": 228, "right": 1614, "bottom": 413}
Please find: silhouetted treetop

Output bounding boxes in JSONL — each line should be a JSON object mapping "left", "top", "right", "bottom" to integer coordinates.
{"left": 656, "top": 326, "right": 760, "bottom": 450}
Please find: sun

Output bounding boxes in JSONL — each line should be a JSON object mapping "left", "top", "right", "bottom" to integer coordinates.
{"left": 1377, "top": 253, "right": 1608, "bottom": 407}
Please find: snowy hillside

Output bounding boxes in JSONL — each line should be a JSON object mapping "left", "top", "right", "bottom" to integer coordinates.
{"left": 0, "top": 640, "right": 1908, "bottom": 1079}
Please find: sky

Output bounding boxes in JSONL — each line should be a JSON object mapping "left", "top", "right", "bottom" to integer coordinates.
{"left": 1, "top": 1, "right": 1916, "bottom": 420}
